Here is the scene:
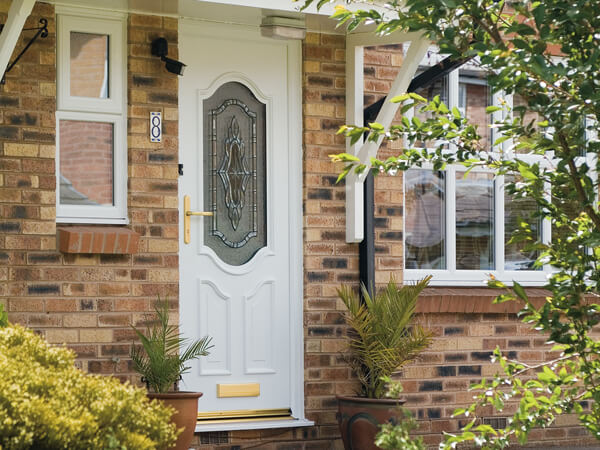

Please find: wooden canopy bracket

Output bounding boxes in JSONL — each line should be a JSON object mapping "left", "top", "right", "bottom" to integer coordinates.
{"left": 0, "top": 0, "right": 36, "bottom": 86}
{"left": 345, "top": 31, "right": 431, "bottom": 243}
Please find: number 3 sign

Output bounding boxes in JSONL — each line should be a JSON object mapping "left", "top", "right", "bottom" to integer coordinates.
{"left": 150, "top": 112, "right": 162, "bottom": 143}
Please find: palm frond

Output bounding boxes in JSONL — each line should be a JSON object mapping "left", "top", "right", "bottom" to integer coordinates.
{"left": 339, "top": 276, "right": 433, "bottom": 399}
{"left": 130, "top": 296, "right": 213, "bottom": 393}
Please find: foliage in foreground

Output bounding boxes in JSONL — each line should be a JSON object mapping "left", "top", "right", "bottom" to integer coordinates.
{"left": 375, "top": 380, "right": 425, "bottom": 450}
{"left": 299, "top": 0, "right": 600, "bottom": 447}
{"left": 0, "top": 323, "right": 178, "bottom": 449}
{"left": 130, "top": 297, "right": 213, "bottom": 393}
{"left": 338, "top": 277, "right": 432, "bottom": 399}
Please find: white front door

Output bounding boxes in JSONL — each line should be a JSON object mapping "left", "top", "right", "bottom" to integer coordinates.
{"left": 178, "top": 20, "right": 302, "bottom": 417}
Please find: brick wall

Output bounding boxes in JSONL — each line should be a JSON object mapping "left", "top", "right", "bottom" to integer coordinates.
{"left": 405, "top": 294, "right": 595, "bottom": 448}
{"left": 0, "top": 4, "right": 180, "bottom": 381}
{"left": 301, "top": 30, "right": 355, "bottom": 448}
{"left": 0, "top": 5, "right": 596, "bottom": 448}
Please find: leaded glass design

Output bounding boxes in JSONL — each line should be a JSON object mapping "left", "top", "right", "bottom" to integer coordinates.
{"left": 203, "top": 82, "right": 267, "bottom": 266}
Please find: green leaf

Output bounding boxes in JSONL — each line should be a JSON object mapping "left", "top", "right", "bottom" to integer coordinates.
{"left": 512, "top": 282, "right": 529, "bottom": 302}
{"left": 336, "top": 165, "right": 352, "bottom": 183}
{"left": 391, "top": 93, "right": 411, "bottom": 103}
{"left": 408, "top": 92, "right": 427, "bottom": 103}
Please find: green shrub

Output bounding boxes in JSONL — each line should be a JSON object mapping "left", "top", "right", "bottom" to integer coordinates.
{"left": 375, "top": 380, "right": 425, "bottom": 450}
{"left": 0, "top": 324, "right": 178, "bottom": 449}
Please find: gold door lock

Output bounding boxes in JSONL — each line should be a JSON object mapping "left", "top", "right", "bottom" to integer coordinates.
{"left": 184, "top": 195, "right": 213, "bottom": 244}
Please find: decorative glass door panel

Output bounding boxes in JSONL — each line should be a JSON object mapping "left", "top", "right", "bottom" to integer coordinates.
{"left": 203, "top": 81, "right": 267, "bottom": 266}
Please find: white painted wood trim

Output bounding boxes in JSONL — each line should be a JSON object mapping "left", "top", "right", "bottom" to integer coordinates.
{"left": 191, "top": 0, "right": 386, "bottom": 16}
{"left": 286, "top": 37, "right": 307, "bottom": 423}
{"left": 56, "top": 12, "right": 126, "bottom": 114}
{"left": 345, "top": 42, "right": 364, "bottom": 242}
{"left": 355, "top": 36, "right": 430, "bottom": 166}
{"left": 345, "top": 35, "right": 430, "bottom": 242}
{"left": 0, "top": 0, "right": 35, "bottom": 82}
{"left": 54, "top": 4, "right": 127, "bottom": 19}
{"left": 346, "top": 30, "right": 423, "bottom": 48}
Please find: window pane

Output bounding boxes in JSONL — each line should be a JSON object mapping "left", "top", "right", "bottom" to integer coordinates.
{"left": 504, "top": 176, "right": 541, "bottom": 270}
{"left": 59, "top": 120, "right": 113, "bottom": 206}
{"left": 459, "top": 70, "right": 492, "bottom": 151}
{"left": 456, "top": 171, "right": 494, "bottom": 270}
{"left": 70, "top": 32, "right": 108, "bottom": 98}
{"left": 405, "top": 170, "right": 446, "bottom": 269}
{"left": 413, "top": 66, "right": 448, "bottom": 149}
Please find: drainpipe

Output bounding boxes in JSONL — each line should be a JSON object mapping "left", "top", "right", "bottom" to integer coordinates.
{"left": 358, "top": 55, "right": 473, "bottom": 295}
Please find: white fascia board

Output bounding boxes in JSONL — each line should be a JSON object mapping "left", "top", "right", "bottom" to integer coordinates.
{"left": 191, "top": 0, "right": 392, "bottom": 16}
{"left": 0, "top": 0, "right": 36, "bottom": 82}
{"left": 346, "top": 30, "right": 422, "bottom": 48}
{"left": 193, "top": 0, "right": 331, "bottom": 14}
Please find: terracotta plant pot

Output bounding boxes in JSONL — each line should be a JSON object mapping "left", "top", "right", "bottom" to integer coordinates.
{"left": 336, "top": 395, "right": 405, "bottom": 450}
{"left": 148, "top": 391, "right": 202, "bottom": 450}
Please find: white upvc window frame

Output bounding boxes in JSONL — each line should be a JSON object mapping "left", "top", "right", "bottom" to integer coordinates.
{"left": 55, "top": 7, "right": 127, "bottom": 224}
{"left": 404, "top": 53, "right": 553, "bottom": 286}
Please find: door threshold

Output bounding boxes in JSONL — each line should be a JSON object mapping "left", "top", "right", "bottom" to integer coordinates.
{"left": 195, "top": 417, "right": 314, "bottom": 433}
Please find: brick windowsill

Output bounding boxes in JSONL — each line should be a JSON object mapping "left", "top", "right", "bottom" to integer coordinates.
{"left": 57, "top": 226, "right": 139, "bottom": 254}
{"left": 416, "top": 287, "right": 550, "bottom": 314}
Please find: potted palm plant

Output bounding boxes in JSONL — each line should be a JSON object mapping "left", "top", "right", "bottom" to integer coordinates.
{"left": 336, "top": 276, "right": 432, "bottom": 450}
{"left": 130, "top": 297, "right": 212, "bottom": 450}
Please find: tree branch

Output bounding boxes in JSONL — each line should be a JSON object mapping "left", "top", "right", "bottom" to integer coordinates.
{"left": 557, "top": 132, "right": 600, "bottom": 229}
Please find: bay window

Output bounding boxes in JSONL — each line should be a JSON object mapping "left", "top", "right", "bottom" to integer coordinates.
{"left": 403, "top": 54, "right": 551, "bottom": 285}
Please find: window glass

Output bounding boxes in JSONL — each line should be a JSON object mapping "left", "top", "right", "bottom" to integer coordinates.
{"left": 405, "top": 170, "right": 446, "bottom": 269}
{"left": 459, "top": 70, "right": 492, "bottom": 151}
{"left": 70, "top": 32, "right": 109, "bottom": 98}
{"left": 455, "top": 171, "right": 494, "bottom": 270}
{"left": 413, "top": 69, "right": 448, "bottom": 149}
{"left": 203, "top": 82, "right": 267, "bottom": 266}
{"left": 59, "top": 119, "right": 113, "bottom": 206}
{"left": 504, "top": 175, "right": 541, "bottom": 270}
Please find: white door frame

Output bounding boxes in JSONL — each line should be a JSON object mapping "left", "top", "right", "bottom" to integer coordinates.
{"left": 177, "top": 18, "right": 308, "bottom": 427}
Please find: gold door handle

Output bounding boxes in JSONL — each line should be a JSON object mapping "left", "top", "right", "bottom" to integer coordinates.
{"left": 186, "top": 211, "right": 213, "bottom": 217}
{"left": 184, "top": 195, "right": 213, "bottom": 244}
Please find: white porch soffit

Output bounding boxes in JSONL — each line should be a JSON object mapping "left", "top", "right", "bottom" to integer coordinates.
{"left": 0, "top": 0, "right": 36, "bottom": 82}
{"left": 345, "top": 31, "right": 430, "bottom": 243}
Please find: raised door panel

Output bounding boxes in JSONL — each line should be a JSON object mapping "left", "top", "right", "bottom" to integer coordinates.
{"left": 244, "top": 280, "right": 275, "bottom": 374}
{"left": 198, "top": 279, "right": 231, "bottom": 376}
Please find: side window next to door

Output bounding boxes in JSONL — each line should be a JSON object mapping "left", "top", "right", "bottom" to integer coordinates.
{"left": 56, "top": 9, "right": 127, "bottom": 224}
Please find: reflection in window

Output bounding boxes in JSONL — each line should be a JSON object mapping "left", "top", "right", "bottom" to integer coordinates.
{"left": 70, "top": 32, "right": 108, "bottom": 98}
{"left": 504, "top": 175, "right": 541, "bottom": 270}
{"left": 405, "top": 170, "right": 445, "bottom": 269}
{"left": 413, "top": 69, "right": 448, "bottom": 149}
{"left": 456, "top": 171, "right": 494, "bottom": 270}
{"left": 459, "top": 70, "right": 492, "bottom": 151}
{"left": 59, "top": 120, "right": 113, "bottom": 206}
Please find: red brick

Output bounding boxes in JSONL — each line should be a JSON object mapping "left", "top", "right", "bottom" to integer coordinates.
{"left": 57, "top": 227, "right": 139, "bottom": 254}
